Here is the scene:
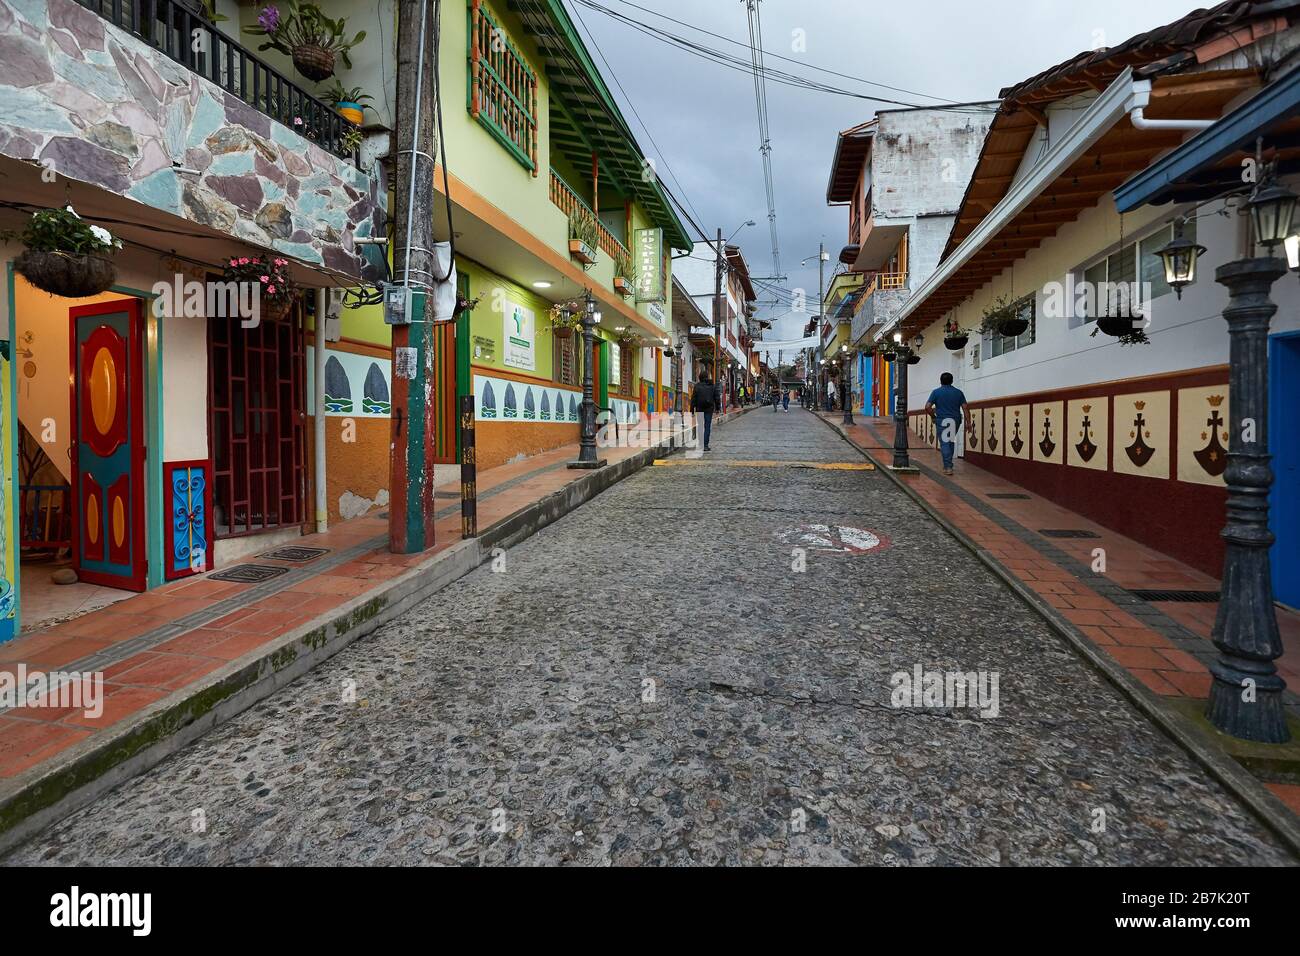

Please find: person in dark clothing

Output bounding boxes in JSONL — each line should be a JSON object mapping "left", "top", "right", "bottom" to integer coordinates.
{"left": 924, "top": 371, "right": 972, "bottom": 475}
{"left": 691, "top": 373, "right": 720, "bottom": 451}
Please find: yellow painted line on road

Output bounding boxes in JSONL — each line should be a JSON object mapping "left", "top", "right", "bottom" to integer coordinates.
{"left": 652, "top": 459, "right": 874, "bottom": 471}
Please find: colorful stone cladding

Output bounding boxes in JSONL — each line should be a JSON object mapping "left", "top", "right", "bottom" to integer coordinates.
{"left": 0, "top": 0, "right": 382, "bottom": 279}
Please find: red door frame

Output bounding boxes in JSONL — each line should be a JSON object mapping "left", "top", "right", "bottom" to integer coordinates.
{"left": 68, "top": 298, "right": 147, "bottom": 591}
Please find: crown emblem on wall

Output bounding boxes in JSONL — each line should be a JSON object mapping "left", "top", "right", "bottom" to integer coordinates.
{"left": 1081, "top": 404, "right": 1091, "bottom": 413}
{"left": 1207, "top": 394, "right": 1225, "bottom": 407}
{"left": 1134, "top": 401, "right": 1146, "bottom": 410}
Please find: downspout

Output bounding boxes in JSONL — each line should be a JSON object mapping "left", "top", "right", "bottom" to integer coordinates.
{"left": 1129, "top": 79, "right": 1216, "bottom": 131}
{"left": 314, "top": 287, "right": 328, "bottom": 534}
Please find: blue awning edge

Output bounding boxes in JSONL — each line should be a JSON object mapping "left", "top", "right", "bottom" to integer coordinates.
{"left": 1114, "top": 67, "right": 1300, "bottom": 212}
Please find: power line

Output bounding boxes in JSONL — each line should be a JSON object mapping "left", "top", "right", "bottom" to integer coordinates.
{"left": 567, "top": 0, "right": 711, "bottom": 242}
{"left": 746, "top": 0, "right": 781, "bottom": 279}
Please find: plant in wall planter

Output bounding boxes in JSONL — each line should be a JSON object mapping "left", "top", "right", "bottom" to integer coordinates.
{"left": 4, "top": 206, "right": 122, "bottom": 298}
{"left": 244, "top": 1, "right": 366, "bottom": 83}
{"left": 568, "top": 210, "right": 599, "bottom": 267}
{"left": 548, "top": 300, "right": 582, "bottom": 338}
{"left": 880, "top": 349, "right": 897, "bottom": 362}
{"left": 223, "top": 254, "right": 297, "bottom": 321}
{"left": 977, "top": 294, "right": 1027, "bottom": 338}
{"left": 943, "top": 319, "right": 969, "bottom": 351}
{"left": 321, "top": 81, "right": 373, "bottom": 125}
{"left": 1091, "top": 316, "right": 1151, "bottom": 346}
{"left": 612, "top": 248, "right": 637, "bottom": 297}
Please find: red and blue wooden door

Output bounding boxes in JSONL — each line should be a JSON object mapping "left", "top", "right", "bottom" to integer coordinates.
{"left": 70, "top": 299, "right": 146, "bottom": 591}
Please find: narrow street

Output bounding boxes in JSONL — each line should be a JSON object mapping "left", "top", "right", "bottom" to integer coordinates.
{"left": 6, "top": 410, "right": 1288, "bottom": 866}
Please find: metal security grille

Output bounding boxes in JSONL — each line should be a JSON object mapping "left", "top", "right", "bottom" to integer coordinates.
{"left": 556, "top": 334, "right": 577, "bottom": 387}
{"left": 209, "top": 306, "right": 306, "bottom": 538}
{"left": 469, "top": 0, "right": 538, "bottom": 173}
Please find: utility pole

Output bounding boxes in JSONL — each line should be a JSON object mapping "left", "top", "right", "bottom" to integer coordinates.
{"left": 714, "top": 227, "right": 724, "bottom": 414}
{"left": 817, "top": 241, "right": 825, "bottom": 411}
{"left": 389, "top": 0, "right": 439, "bottom": 553}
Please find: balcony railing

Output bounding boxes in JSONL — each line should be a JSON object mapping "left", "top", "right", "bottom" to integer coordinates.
{"left": 549, "top": 169, "right": 630, "bottom": 262}
{"left": 74, "top": 0, "right": 354, "bottom": 161}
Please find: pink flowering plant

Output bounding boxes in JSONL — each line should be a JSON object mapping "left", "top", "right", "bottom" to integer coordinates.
{"left": 223, "top": 254, "right": 296, "bottom": 311}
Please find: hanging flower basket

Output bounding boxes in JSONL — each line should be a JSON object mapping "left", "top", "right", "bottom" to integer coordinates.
{"left": 4, "top": 206, "right": 122, "bottom": 298}
{"left": 16, "top": 250, "right": 116, "bottom": 298}
{"left": 944, "top": 333, "right": 969, "bottom": 351}
{"left": 223, "top": 253, "right": 297, "bottom": 323}
{"left": 996, "top": 316, "right": 1028, "bottom": 338}
{"left": 905, "top": 352, "right": 921, "bottom": 365}
{"left": 292, "top": 43, "right": 336, "bottom": 81}
{"left": 881, "top": 350, "right": 897, "bottom": 362}
{"left": 1095, "top": 315, "right": 1137, "bottom": 337}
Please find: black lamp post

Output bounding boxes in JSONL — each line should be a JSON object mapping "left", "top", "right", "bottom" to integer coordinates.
{"left": 889, "top": 332, "right": 916, "bottom": 472}
{"left": 1199, "top": 174, "right": 1297, "bottom": 742}
{"left": 567, "top": 290, "right": 606, "bottom": 470}
{"left": 840, "top": 345, "right": 855, "bottom": 426}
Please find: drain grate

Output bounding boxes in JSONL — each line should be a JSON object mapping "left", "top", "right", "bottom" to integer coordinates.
{"left": 1128, "top": 589, "right": 1221, "bottom": 603}
{"left": 260, "top": 546, "right": 330, "bottom": 563}
{"left": 1038, "top": 529, "right": 1101, "bottom": 539}
{"left": 989, "top": 493, "right": 1031, "bottom": 500}
{"left": 208, "top": 564, "right": 290, "bottom": 584}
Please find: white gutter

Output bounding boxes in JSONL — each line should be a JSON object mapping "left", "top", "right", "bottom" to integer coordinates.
{"left": 314, "top": 287, "right": 328, "bottom": 534}
{"left": 1129, "top": 79, "right": 1216, "bottom": 131}
{"left": 883, "top": 67, "right": 1138, "bottom": 339}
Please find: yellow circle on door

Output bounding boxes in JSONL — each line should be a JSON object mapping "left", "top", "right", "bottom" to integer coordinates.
{"left": 112, "top": 495, "right": 125, "bottom": 549}
{"left": 86, "top": 494, "right": 100, "bottom": 547}
{"left": 90, "top": 346, "right": 118, "bottom": 436}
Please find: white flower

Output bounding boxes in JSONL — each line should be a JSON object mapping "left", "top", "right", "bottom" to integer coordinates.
{"left": 64, "top": 205, "right": 80, "bottom": 218}
{"left": 89, "top": 224, "right": 114, "bottom": 247}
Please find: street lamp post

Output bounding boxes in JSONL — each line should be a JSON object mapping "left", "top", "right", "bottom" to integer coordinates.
{"left": 890, "top": 333, "right": 917, "bottom": 473}
{"left": 568, "top": 290, "right": 607, "bottom": 470}
{"left": 1205, "top": 255, "right": 1291, "bottom": 742}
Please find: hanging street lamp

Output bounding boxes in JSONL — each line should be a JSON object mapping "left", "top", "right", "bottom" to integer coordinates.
{"left": 567, "top": 290, "right": 607, "bottom": 470}
{"left": 1154, "top": 219, "right": 1207, "bottom": 299}
{"left": 1246, "top": 175, "right": 1297, "bottom": 251}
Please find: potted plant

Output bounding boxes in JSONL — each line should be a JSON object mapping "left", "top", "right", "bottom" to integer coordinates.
{"left": 612, "top": 248, "right": 637, "bottom": 297}
{"left": 568, "top": 210, "right": 598, "bottom": 266}
{"left": 244, "top": 2, "right": 366, "bottom": 83}
{"left": 943, "top": 319, "right": 969, "bottom": 351}
{"left": 548, "top": 300, "right": 582, "bottom": 338}
{"left": 978, "top": 294, "right": 1028, "bottom": 339}
{"left": 1091, "top": 318, "right": 1150, "bottom": 346}
{"left": 223, "top": 254, "right": 297, "bottom": 321}
{"left": 4, "top": 206, "right": 122, "bottom": 298}
{"left": 880, "top": 348, "right": 897, "bottom": 362}
{"left": 321, "top": 80, "right": 372, "bottom": 125}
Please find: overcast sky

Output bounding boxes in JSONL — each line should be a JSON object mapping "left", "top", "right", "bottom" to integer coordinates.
{"left": 563, "top": 0, "right": 1199, "bottom": 341}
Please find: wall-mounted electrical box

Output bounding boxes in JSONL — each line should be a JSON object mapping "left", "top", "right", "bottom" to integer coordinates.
{"left": 384, "top": 284, "right": 413, "bottom": 325}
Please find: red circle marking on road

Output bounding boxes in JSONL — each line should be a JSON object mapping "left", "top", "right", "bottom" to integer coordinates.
{"left": 775, "top": 524, "right": 891, "bottom": 555}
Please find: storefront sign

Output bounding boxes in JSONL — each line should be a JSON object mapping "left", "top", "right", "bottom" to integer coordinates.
{"left": 503, "top": 300, "right": 536, "bottom": 371}
{"left": 635, "top": 227, "right": 664, "bottom": 303}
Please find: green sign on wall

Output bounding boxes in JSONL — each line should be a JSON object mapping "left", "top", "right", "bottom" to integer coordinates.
{"left": 635, "top": 227, "right": 664, "bottom": 303}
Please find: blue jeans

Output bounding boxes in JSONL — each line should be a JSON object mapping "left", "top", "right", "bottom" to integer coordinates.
{"left": 782, "top": 393, "right": 789, "bottom": 410}
{"left": 702, "top": 408, "right": 714, "bottom": 448}
{"left": 937, "top": 417, "right": 959, "bottom": 469}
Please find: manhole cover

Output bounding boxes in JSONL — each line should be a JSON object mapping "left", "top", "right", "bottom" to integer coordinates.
{"left": 775, "top": 524, "right": 889, "bottom": 555}
{"left": 1038, "top": 529, "right": 1100, "bottom": 539}
{"left": 260, "top": 547, "right": 330, "bottom": 563}
{"left": 208, "top": 564, "right": 290, "bottom": 584}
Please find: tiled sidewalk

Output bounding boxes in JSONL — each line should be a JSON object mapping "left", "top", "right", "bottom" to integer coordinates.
{"left": 822, "top": 412, "right": 1300, "bottom": 818}
{"left": 0, "top": 413, "right": 724, "bottom": 782}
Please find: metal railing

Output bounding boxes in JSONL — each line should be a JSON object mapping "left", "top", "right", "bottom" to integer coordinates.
{"left": 74, "top": 0, "right": 354, "bottom": 161}
{"left": 854, "top": 271, "right": 908, "bottom": 314}
{"left": 548, "top": 169, "right": 630, "bottom": 262}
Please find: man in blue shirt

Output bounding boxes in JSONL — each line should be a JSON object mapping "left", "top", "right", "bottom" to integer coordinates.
{"left": 924, "top": 372, "right": 973, "bottom": 476}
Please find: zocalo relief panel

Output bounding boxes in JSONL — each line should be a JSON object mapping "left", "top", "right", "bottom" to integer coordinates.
{"left": 0, "top": 0, "right": 382, "bottom": 279}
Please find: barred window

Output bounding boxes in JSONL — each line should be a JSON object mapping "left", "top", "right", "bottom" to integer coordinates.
{"left": 468, "top": 0, "right": 538, "bottom": 173}
{"left": 555, "top": 333, "right": 577, "bottom": 387}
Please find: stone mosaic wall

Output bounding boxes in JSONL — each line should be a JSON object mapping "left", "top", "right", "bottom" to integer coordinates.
{"left": 0, "top": 0, "right": 382, "bottom": 279}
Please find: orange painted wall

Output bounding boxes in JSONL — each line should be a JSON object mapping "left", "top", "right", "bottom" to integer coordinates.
{"left": 306, "top": 415, "right": 390, "bottom": 523}
{"left": 475, "top": 420, "right": 579, "bottom": 470}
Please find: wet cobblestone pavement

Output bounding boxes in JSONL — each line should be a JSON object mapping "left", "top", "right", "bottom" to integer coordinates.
{"left": 6, "top": 409, "right": 1293, "bottom": 865}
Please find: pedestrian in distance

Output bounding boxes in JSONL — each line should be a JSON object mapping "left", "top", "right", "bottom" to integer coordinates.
{"left": 924, "top": 371, "right": 973, "bottom": 476}
{"left": 691, "top": 371, "right": 720, "bottom": 452}
{"left": 782, "top": 387, "right": 790, "bottom": 412}
{"left": 771, "top": 387, "right": 781, "bottom": 412}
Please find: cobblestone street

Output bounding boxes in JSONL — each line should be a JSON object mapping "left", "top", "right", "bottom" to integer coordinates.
{"left": 5, "top": 410, "right": 1291, "bottom": 866}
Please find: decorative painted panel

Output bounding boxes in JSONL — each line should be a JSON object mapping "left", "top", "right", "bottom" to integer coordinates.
{"left": 1177, "top": 386, "right": 1229, "bottom": 487}
{"left": 983, "top": 407, "right": 1003, "bottom": 456}
{"left": 165, "top": 460, "right": 213, "bottom": 580}
{"left": 307, "top": 347, "right": 392, "bottom": 418}
{"left": 1032, "top": 401, "right": 1064, "bottom": 465}
{"left": 1066, "top": 397, "right": 1109, "bottom": 471}
{"left": 0, "top": 327, "right": 15, "bottom": 642}
{"left": 473, "top": 373, "right": 581, "bottom": 423}
{"left": 1005, "top": 405, "right": 1031, "bottom": 460}
{"left": 966, "top": 408, "right": 982, "bottom": 453}
{"left": 1112, "top": 390, "right": 1171, "bottom": 479}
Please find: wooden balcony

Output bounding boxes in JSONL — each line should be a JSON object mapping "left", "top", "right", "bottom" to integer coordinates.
{"left": 548, "top": 169, "right": 629, "bottom": 262}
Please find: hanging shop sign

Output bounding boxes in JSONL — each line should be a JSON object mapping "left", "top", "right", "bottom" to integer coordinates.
{"left": 635, "top": 227, "right": 664, "bottom": 303}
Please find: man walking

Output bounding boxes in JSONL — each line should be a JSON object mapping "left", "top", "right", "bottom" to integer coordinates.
{"left": 924, "top": 372, "right": 973, "bottom": 476}
{"left": 691, "top": 371, "right": 719, "bottom": 452}
{"left": 782, "top": 387, "right": 790, "bottom": 412}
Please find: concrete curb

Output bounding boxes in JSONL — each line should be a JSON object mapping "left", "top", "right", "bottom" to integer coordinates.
{"left": 812, "top": 413, "right": 1300, "bottom": 860}
{"left": 0, "top": 413, "right": 752, "bottom": 857}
